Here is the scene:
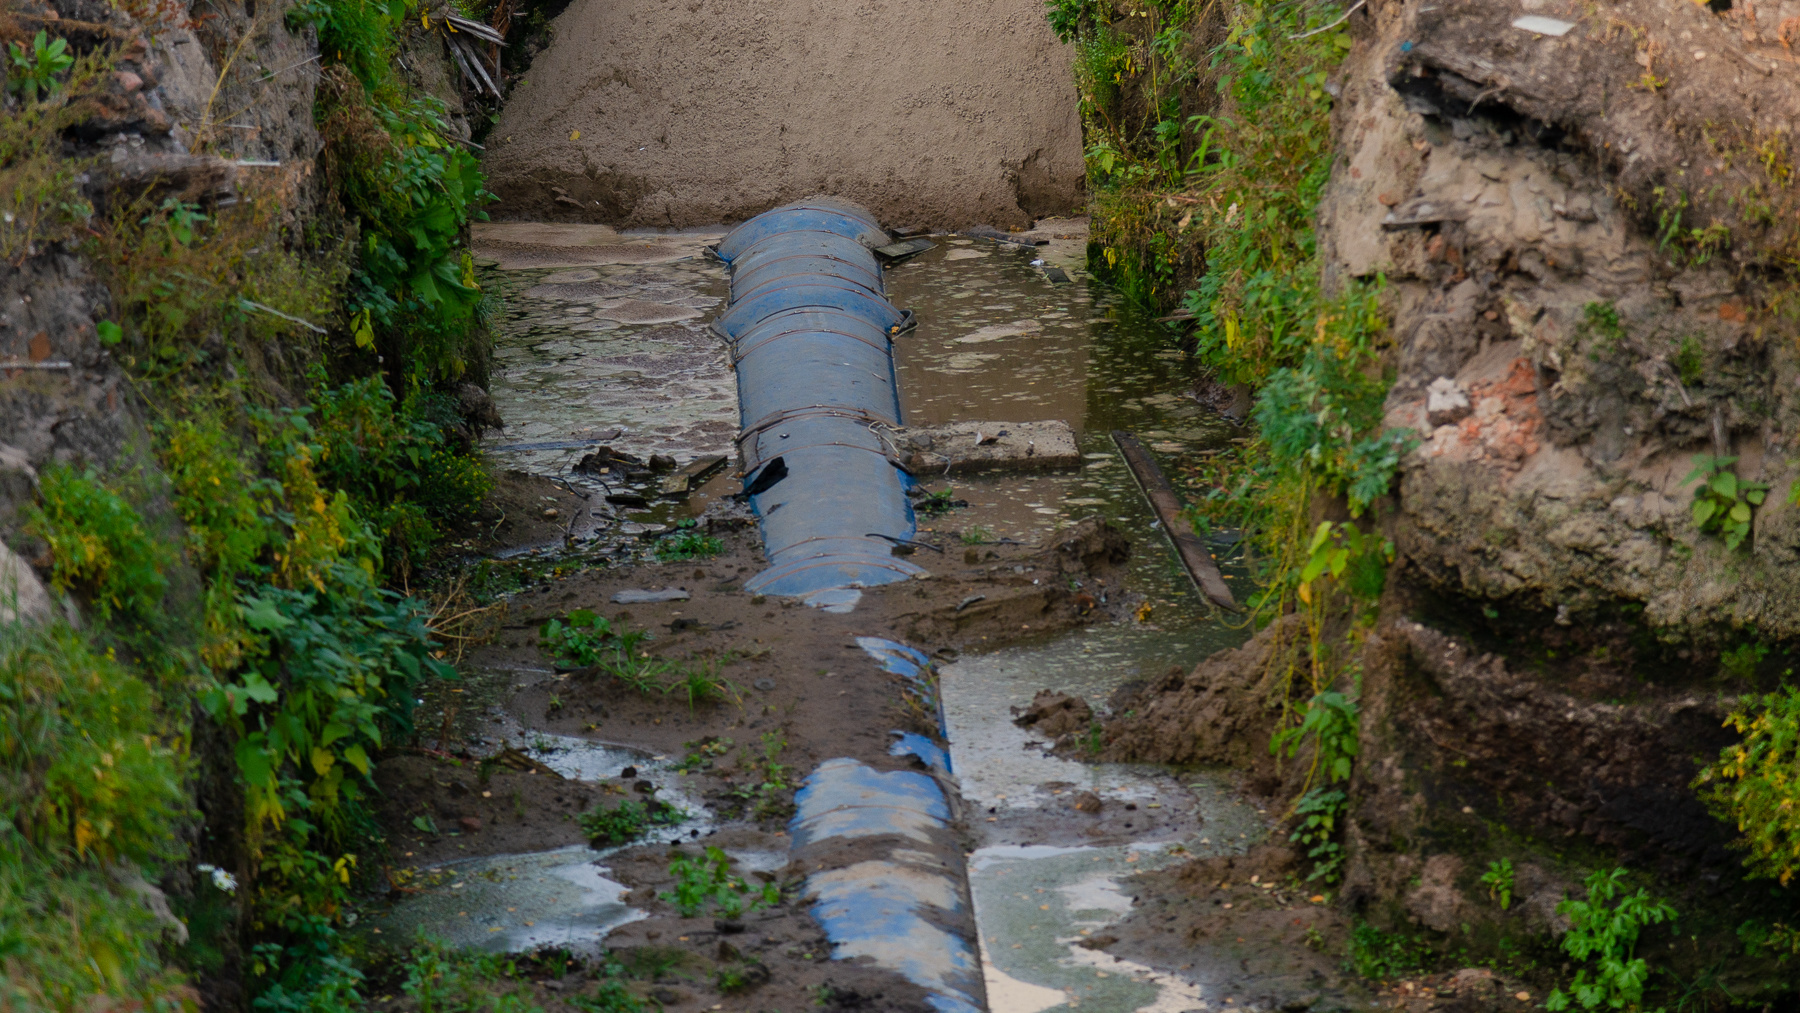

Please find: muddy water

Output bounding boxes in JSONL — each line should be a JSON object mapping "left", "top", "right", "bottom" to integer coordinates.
{"left": 471, "top": 224, "right": 1270, "bottom": 1009}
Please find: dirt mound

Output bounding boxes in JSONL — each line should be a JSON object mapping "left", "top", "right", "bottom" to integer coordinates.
{"left": 1098, "top": 614, "right": 1305, "bottom": 790}
{"left": 480, "top": 0, "right": 1084, "bottom": 228}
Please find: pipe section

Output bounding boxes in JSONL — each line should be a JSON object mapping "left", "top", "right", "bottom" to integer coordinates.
{"left": 713, "top": 199, "right": 925, "bottom": 597}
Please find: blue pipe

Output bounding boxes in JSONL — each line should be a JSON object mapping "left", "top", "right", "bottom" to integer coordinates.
{"left": 712, "top": 199, "right": 926, "bottom": 597}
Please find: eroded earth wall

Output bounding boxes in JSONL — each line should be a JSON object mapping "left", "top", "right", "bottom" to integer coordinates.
{"left": 479, "top": 0, "right": 1086, "bottom": 228}
{"left": 1318, "top": 0, "right": 1800, "bottom": 976}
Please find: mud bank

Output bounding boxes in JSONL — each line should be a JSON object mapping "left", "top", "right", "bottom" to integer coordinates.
{"left": 479, "top": 0, "right": 1084, "bottom": 228}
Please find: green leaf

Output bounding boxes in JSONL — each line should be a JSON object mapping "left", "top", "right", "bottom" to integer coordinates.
{"left": 1712, "top": 471, "right": 1738, "bottom": 499}
{"left": 240, "top": 672, "right": 280, "bottom": 704}
{"left": 1747, "top": 488, "right": 1766, "bottom": 505}
{"left": 1692, "top": 499, "right": 1717, "bottom": 526}
{"left": 241, "top": 595, "right": 295, "bottom": 632}
{"left": 1308, "top": 520, "right": 1334, "bottom": 555}
{"left": 343, "top": 743, "right": 371, "bottom": 776}
{"left": 97, "top": 321, "right": 123, "bottom": 345}
{"left": 1730, "top": 500, "right": 1752, "bottom": 524}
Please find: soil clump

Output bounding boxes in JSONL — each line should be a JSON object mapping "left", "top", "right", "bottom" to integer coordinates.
{"left": 480, "top": 0, "right": 1084, "bottom": 228}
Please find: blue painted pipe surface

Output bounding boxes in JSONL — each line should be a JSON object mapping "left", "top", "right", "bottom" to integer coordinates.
{"left": 714, "top": 199, "right": 925, "bottom": 597}
{"left": 791, "top": 759, "right": 982, "bottom": 1013}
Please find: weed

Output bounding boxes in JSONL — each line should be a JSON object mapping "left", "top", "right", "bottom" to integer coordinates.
{"left": 1673, "top": 334, "right": 1706, "bottom": 387}
{"left": 655, "top": 524, "right": 724, "bottom": 562}
{"left": 1719, "top": 642, "right": 1769, "bottom": 681}
{"left": 728, "top": 731, "right": 795, "bottom": 820}
{"left": 1296, "top": 520, "right": 1391, "bottom": 606}
{"left": 1270, "top": 689, "right": 1359, "bottom": 789}
{"left": 1347, "top": 919, "right": 1431, "bottom": 981}
{"left": 400, "top": 936, "right": 541, "bottom": 1013}
{"left": 540, "top": 609, "right": 648, "bottom": 669}
{"left": 1683, "top": 454, "right": 1766, "bottom": 551}
{"left": 578, "top": 798, "right": 685, "bottom": 847}
{"left": 1695, "top": 685, "right": 1800, "bottom": 884}
{"left": 26, "top": 463, "right": 172, "bottom": 624}
{"left": 961, "top": 525, "right": 994, "bottom": 545}
{"left": 620, "top": 946, "right": 686, "bottom": 981}
{"left": 665, "top": 656, "right": 738, "bottom": 711}
{"left": 1544, "top": 868, "right": 1677, "bottom": 1012}
{"left": 914, "top": 488, "right": 967, "bottom": 517}
{"left": 673, "top": 736, "right": 735, "bottom": 773}
{"left": 660, "top": 846, "right": 780, "bottom": 918}
{"left": 1481, "top": 858, "right": 1516, "bottom": 911}
{"left": 6, "top": 30, "right": 73, "bottom": 102}
{"left": 715, "top": 967, "right": 752, "bottom": 994}
{"left": 1287, "top": 788, "right": 1347, "bottom": 885}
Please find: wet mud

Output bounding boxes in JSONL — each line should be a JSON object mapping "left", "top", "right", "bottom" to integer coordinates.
{"left": 383, "top": 218, "right": 1411, "bottom": 1012}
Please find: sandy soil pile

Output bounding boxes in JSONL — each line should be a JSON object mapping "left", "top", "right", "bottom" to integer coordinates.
{"left": 480, "top": 0, "right": 1084, "bottom": 228}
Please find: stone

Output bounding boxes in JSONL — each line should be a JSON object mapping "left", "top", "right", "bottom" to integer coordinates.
{"left": 896, "top": 419, "right": 1080, "bottom": 474}
{"left": 0, "top": 539, "right": 53, "bottom": 627}
{"left": 611, "top": 587, "right": 689, "bottom": 603}
{"left": 1425, "top": 376, "right": 1472, "bottom": 427}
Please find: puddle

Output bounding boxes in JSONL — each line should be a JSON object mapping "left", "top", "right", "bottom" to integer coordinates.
{"left": 365, "top": 844, "right": 645, "bottom": 954}
{"left": 972, "top": 844, "right": 1217, "bottom": 1013}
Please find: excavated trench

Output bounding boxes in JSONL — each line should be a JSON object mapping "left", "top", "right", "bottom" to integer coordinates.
{"left": 360, "top": 212, "right": 1366, "bottom": 1013}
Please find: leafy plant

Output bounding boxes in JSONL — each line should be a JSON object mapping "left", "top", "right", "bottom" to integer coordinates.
{"left": 659, "top": 847, "right": 780, "bottom": 919}
{"left": 578, "top": 798, "right": 685, "bottom": 847}
{"left": 1683, "top": 454, "right": 1766, "bottom": 551}
{"left": 672, "top": 736, "right": 734, "bottom": 774}
{"left": 6, "top": 30, "right": 74, "bottom": 102}
{"left": 1695, "top": 685, "right": 1800, "bottom": 885}
{"left": 1270, "top": 689, "right": 1359, "bottom": 787}
{"left": 1673, "top": 334, "right": 1706, "bottom": 387}
{"left": 654, "top": 524, "right": 723, "bottom": 562}
{"left": 1719, "top": 642, "right": 1769, "bottom": 681}
{"left": 1348, "top": 918, "right": 1431, "bottom": 981}
{"left": 25, "top": 463, "right": 172, "bottom": 624}
{"left": 1545, "top": 869, "right": 1677, "bottom": 1012}
{"left": 914, "top": 488, "right": 966, "bottom": 517}
{"left": 664, "top": 657, "right": 737, "bottom": 711}
{"left": 1287, "top": 787, "right": 1347, "bottom": 884}
{"left": 1296, "top": 520, "right": 1392, "bottom": 605}
{"left": 727, "top": 731, "right": 795, "bottom": 820}
{"left": 961, "top": 525, "right": 994, "bottom": 545}
{"left": 540, "top": 610, "right": 649, "bottom": 669}
{"left": 1481, "top": 858, "right": 1516, "bottom": 911}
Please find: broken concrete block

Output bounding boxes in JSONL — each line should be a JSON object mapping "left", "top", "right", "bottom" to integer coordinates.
{"left": 892, "top": 419, "right": 1080, "bottom": 474}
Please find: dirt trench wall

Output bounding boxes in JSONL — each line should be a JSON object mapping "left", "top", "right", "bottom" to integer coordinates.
{"left": 1321, "top": 0, "right": 1800, "bottom": 641}
{"left": 478, "top": 0, "right": 1086, "bottom": 228}
{"left": 1302, "top": 0, "right": 1800, "bottom": 983}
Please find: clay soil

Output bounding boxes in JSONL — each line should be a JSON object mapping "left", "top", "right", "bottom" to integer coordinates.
{"left": 363, "top": 514, "right": 1137, "bottom": 1012}
{"left": 480, "top": 0, "right": 1084, "bottom": 229}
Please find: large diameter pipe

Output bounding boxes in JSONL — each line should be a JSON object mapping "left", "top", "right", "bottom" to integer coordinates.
{"left": 713, "top": 199, "right": 925, "bottom": 597}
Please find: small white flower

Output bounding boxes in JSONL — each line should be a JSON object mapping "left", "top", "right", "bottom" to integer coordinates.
{"left": 198, "top": 863, "right": 238, "bottom": 893}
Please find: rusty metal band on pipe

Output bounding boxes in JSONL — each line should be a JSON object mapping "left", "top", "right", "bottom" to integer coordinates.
{"left": 713, "top": 198, "right": 924, "bottom": 597}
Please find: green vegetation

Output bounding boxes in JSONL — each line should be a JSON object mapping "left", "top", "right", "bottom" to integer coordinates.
{"left": 1286, "top": 787, "right": 1347, "bottom": 885}
{"left": 577, "top": 798, "right": 685, "bottom": 846}
{"left": 1347, "top": 919, "right": 1432, "bottom": 981}
{"left": 727, "top": 731, "right": 795, "bottom": 820}
{"left": 655, "top": 523, "right": 724, "bottom": 561}
{"left": 914, "top": 488, "right": 966, "bottom": 517}
{"left": 25, "top": 464, "right": 173, "bottom": 624}
{"left": 1683, "top": 454, "right": 1766, "bottom": 552}
{"left": 6, "top": 29, "right": 72, "bottom": 102}
{"left": 1481, "top": 858, "right": 1516, "bottom": 911}
{"left": 2, "top": 0, "right": 503, "bottom": 1003}
{"left": 673, "top": 735, "right": 735, "bottom": 773}
{"left": 1545, "top": 869, "right": 1677, "bottom": 1013}
{"left": 540, "top": 609, "right": 651, "bottom": 668}
{"left": 1695, "top": 686, "right": 1800, "bottom": 885}
{"left": 660, "top": 846, "right": 781, "bottom": 919}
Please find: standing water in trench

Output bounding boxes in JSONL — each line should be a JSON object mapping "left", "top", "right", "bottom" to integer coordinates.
{"left": 402, "top": 214, "right": 1342, "bottom": 1011}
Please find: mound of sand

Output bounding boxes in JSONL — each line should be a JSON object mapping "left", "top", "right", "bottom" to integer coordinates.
{"left": 480, "top": 0, "right": 1084, "bottom": 229}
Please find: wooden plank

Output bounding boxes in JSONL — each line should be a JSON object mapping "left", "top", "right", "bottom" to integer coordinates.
{"left": 658, "top": 454, "right": 728, "bottom": 496}
{"left": 1111, "top": 431, "right": 1240, "bottom": 613}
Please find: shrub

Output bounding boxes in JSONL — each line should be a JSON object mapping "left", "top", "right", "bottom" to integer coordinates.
{"left": 26, "top": 463, "right": 172, "bottom": 623}
{"left": 1695, "top": 686, "right": 1800, "bottom": 885}
{"left": 577, "top": 799, "right": 684, "bottom": 847}
{"left": 1545, "top": 868, "right": 1677, "bottom": 1013}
